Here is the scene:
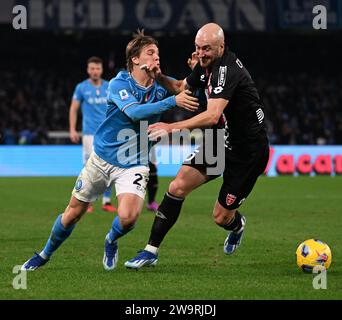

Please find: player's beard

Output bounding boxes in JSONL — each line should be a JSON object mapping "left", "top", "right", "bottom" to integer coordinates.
{"left": 199, "top": 57, "right": 212, "bottom": 68}
{"left": 91, "top": 75, "right": 101, "bottom": 82}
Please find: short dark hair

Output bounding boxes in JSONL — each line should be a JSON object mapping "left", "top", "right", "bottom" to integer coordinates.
{"left": 87, "top": 56, "right": 103, "bottom": 65}
{"left": 126, "top": 29, "right": 158, "bottom": 72}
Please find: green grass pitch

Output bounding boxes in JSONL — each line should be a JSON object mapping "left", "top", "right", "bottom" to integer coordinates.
{"left": 0, "top": 176, "right": 341, "bottom": 299}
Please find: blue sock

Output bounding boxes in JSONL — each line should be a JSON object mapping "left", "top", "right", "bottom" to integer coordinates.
{"left": 103, "top": 186, "right": 112, "bottom": 199}
{"left": 42, "top": 214, "right": 76, "bottom": 258}
{"left": 107, "top": 216, "right": 134, "bottom": 243}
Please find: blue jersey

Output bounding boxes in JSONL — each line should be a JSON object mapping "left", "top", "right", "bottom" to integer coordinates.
{"left": 94, "top": 71, "right": 177, "bottom": 168}
{"left": 72, "top": 79, "right": 109, "bottom": 135}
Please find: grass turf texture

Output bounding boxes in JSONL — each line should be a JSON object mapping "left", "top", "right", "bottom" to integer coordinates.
{"left": 0, "top": 176, "right": 341, "bottom": 299}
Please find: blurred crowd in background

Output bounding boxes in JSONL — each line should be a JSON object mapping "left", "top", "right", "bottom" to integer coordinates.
{"left": 1, "top": 31, "right": 341, "bottom": 145}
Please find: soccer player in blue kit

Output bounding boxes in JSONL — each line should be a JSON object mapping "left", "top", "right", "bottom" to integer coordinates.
{"left": 69, "top": 56, "right": 116, "bottom": 213}
{"left": 21, "top": 30, "right": 199, "bottom": 271}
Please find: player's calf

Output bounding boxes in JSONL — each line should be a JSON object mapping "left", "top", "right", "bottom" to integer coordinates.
{"left": 63, "top": 197, "right": 89, "bottom": 226}
{"left": 20, "top": 198, "right": 88, "bottom": 271}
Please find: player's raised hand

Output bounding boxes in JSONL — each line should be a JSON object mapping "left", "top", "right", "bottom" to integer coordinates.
{"left": 187, "top": 52, "right": 199, "bottom": 70}
{"left": 70, "top": 130, "right": 80, "bottom": 143}
{"left": 148, "top": 122, "right": 171, "bottom": 141}
{"left": 140, "top": 61, "right": 161, "bottom": 79}
{"left": 175, "top": 89, "right": 199, "bottom": 112}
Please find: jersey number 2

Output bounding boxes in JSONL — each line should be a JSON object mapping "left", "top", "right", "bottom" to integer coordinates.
{"left": 133, "top": 173, "right": 143, "bottom": 186}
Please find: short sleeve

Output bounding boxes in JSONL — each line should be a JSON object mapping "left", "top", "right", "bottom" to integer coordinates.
{"left": 72, "top": 83, "right": 83, "bottom": 102}
{"left": 209, "top": 58, "right": 243, "bottom": 100}
{"left": 108, "top": 79, "right": 139, "bottom": 112}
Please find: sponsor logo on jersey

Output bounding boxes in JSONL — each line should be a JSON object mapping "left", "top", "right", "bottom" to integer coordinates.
{"left": 218, "top": 66, "right": 227, "bottom": 86}
{"left": 119, "top": 89, "right": 129, "bottom": 100}
{"left": 213, "top": 86, "right": 223, "bottom": 94}
{"left": 200, "top": 74, "right": 206, "bottom": 82}
{"left": 87, "top": 97, "right": 107, "bottom": 104}
{"left": 226, "top": 193, "right": 237, "bottom": 206}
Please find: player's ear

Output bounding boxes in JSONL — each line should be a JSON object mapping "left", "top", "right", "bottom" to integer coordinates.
{"left": 219, "top": 42, "right": 225, "bottom": 54}
{"left": 131, "top": 56, "right": 140, "bottom": 67}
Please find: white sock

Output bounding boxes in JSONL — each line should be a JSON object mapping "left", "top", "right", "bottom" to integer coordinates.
{"left": 102, "top": 197, "right": 111, "bottom": 205}
{"left": 145, "top": 244, "right": 159, "bottom": 255}
{"left": 39, "top": 251, "right": 49, "bottom": 260}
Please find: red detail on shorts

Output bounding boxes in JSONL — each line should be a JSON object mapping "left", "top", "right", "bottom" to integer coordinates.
{"left": 226, "top": 194, "right": 237, "bottom": 206}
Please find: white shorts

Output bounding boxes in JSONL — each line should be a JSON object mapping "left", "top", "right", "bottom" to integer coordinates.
{"left": 82, "top": 135, "right": 94, "bottom": 165}
{"left": 72, "top": 152, "right": 150, "bottom": 202}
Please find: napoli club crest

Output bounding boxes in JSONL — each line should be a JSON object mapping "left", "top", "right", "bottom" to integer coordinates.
{"left": 156, "top": 89, "right": 164, "bottom": 100}
{"left": 75, "top": 179, "right": 83, "bottom": 191}
{"left": 226, "top": 193, "right": 236, "bottom": 206}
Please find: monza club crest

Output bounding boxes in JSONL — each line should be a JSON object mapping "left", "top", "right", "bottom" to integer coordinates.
{"left": 226, "top": 193, "right": 237, "bottom": 206}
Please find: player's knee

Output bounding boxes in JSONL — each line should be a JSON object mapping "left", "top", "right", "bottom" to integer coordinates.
{"left": 169, "top": 179, "right": 189, "bottom": 198}
{"left": 118, "top": 208, "right": 140, "bottom": 227}
{"left": 120, "top": 215, "right": 139, "bottom": 229}
{"left": 63, "top": 198, "right": 88, "bottom": 226}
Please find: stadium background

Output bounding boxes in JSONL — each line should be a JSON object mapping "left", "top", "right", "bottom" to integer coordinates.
{"left": 1, "top": 0, "right": 342, "bottom": 176}
{"left": 0, "top": 0, "right": 341, "bottom": 301}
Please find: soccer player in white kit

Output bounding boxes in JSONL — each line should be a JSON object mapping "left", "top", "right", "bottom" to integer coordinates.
{"left": 21, "top": 31, "right": 199, "bottom": 271}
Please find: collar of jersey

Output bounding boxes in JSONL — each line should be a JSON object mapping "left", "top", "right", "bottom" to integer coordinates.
{"left": 128, "top": 73, "right": 154, "bottom": 91}
{"left": 87, "top": 78, "right": 103, "bottom": 88}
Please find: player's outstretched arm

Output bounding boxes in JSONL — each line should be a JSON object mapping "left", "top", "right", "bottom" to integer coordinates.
{"left": 123, "top": 92, "right": 198, "bottom": 122}
{"left": 175, "top": 89, "right": 199, "bottom": 112}
{"left": 156, "top": 74, "right": 187, "bottom": 95}
{"left": 140, "top": 62, "right": 186, "bottom": 95}
{"left": 156, "top": 52, "right": 199, "bottom": 93}
{"left": 148, "top": 98, "right": 228, "bottom": 139}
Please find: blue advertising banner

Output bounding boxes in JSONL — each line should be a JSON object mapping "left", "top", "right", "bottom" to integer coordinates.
{"left": 1, "top": 145, "right": 341, "bottom": 177}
